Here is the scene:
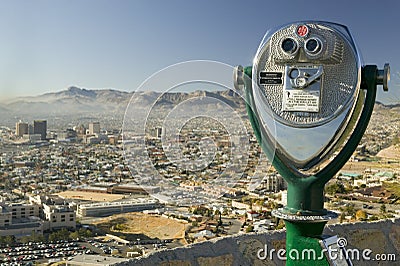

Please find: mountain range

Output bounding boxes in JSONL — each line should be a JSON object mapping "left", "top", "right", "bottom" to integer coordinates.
{"left": 1, "top": 86, "right": 399, "bottom": 117}
{"left": 0, "top": 86, "right": 245, "bottom": 117}
{"left": 0, "top": 86, "right": 399, "bottom": 136}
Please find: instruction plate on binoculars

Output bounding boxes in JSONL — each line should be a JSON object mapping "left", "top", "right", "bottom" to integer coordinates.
{"left": 282, "top": 89, "right": 320, "bottom": 112}
{"left": 282, "top": 65, "right": 322, "bottom": 112}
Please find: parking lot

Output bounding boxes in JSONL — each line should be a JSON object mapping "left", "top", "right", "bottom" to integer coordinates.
{"left": 0, "top": 240, "right": 93, "bottom": 265}
{"left": 0, "top": 236, "right": 183, "bottom": 265}
{"left": 86, "top": 239, "right": 121, "bottom": 255}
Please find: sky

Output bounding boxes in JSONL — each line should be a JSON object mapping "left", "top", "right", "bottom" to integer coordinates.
{"left": 0, "top": 0, "right": 399, "bottom": 104}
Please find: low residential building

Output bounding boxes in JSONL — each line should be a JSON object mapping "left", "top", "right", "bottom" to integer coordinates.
{"left": 247, "top": 211, "right": 259, "bottom": 221}
{"left": 253, "top": 219, "right": 275, "bottom": 232}
{"left": 193, "top": 229, "right": 215, "bottom": 239}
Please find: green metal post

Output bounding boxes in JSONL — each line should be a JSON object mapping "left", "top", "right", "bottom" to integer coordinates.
{"left": 243, "top": 65, "right": 379, "bottom": 265}
{"left": 284, "top": 221, "right": 328, "bottom": 265}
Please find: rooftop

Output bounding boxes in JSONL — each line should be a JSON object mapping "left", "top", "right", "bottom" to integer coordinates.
{"left": 79, "top": 199, "right": 159, "bottom": 208}
{"left": 67, "top": 254, "right": 127, "bottom": 266}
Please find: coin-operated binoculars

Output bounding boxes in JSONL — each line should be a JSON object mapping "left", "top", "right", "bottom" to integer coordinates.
{"left": 234, "top": 21, "right": 390, "bottom": 265}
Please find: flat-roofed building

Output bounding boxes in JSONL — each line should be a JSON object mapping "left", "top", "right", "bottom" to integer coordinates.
{"left": 77, "top": 199, "right": 163, "bottom": 217}
{"left": 66, "top": 254, "right": 127, "bottom": 266}
{"left": 23, "top": 133, "right": 42, "bottom": 142}
{"left": 43, "top": 203, "right": 76, "bottom": 230}
{"left": 0, "top": 206, "right": 12, "bottom": 228}
{"left": 8, "top": 203, "right": 40, "bottom": 219}
{"left": 0, "top": 204, "right": 43, "bottom": 237}
{"left": 0, "top": 218, "right": 43, "bottom": 238}
{"left": 110, "top": 184, "right": 160, "bottom": 195}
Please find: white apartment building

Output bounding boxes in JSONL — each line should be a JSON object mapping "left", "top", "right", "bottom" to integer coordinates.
{"left": 0, "top": 207, "right": 12, "bottom": 228}
{"left": 42, "top": 203, "right": 76, "bottom": 231}
{"left": 8, "top": 203, "right": 40, "bottom": 219}
{"left": 0, "top": 204, "right": 43, "bottom": 237}
{"left": 0, "top": 197, "right": 76, "bottom": 237}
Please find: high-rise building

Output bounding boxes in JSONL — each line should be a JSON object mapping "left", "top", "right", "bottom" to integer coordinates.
{"left": 74, "top": 124, "right": 86, "bottom": 136}
{"left": 88, "top": 122, "right": 100, "bottom": 135}
{"left": 16, "top": 122, "right": 29, "bottom": 137}
{"left": 28, "top": 124, "right": 34, "bottom": 134}
{"left": 150, "top": 127, "right": 163, "bottom": 139}
{"left": 156, "top": 127, "right": 163, "bottom": 138}
{"left": 33, "top": 120, "right": 47, "bottom": 140}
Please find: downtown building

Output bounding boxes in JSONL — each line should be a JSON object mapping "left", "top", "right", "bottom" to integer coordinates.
{"left": 33, "top": 120, "right": 47, "bottom": 140}
{"left": 88, "top": 122, "right": 100, "bottom": 135}
{"left": 15, "top": 122, "right": 29, "bottom": 137}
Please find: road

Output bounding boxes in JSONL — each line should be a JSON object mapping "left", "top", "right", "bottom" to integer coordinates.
{"left": 330, "top": 198, "right": 399, "bottom": 215}
{"left": 222, "top": 218, "right": 242, "bottom": 235}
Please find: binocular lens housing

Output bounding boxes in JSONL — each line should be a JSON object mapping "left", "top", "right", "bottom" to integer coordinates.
{"left": 305, "top": 38, "right": 322, "bottom": 55}
{"left": 281, "top": 38, "right": 298, "bottom": 54}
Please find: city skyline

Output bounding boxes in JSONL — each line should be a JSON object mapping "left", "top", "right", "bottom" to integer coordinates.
{"left": 0, "top": 1, "right": 399, "bottom": 104}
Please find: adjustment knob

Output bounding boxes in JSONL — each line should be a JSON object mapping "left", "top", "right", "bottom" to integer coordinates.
{"left": 234, "top": 65, "right": 244, "bottom": 91}
{"left": 377, "top": 63, "right": 390, "bottom": 91}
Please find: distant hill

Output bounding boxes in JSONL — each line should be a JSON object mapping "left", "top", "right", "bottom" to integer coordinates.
{"left": 3, "top": 86, "right": 132, "bottom": 115}
{"left": 0, "top": 104, "right": 8, "bottom": 112}
{"left": 375, "top": 101, "right": 400, "bottom": 107}
{"left": 0, "top": 86, "right": 399, "bottom": 136}
{"left": 0, "top": 86, "right": 245, "bottom": 116}
{"left": 376, "top": 143, "right": 400, "bottom": 159}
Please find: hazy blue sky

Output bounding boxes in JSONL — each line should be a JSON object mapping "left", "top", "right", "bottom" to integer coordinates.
{"left": 0, "top": 0, "right": 399, "bottom": 103}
